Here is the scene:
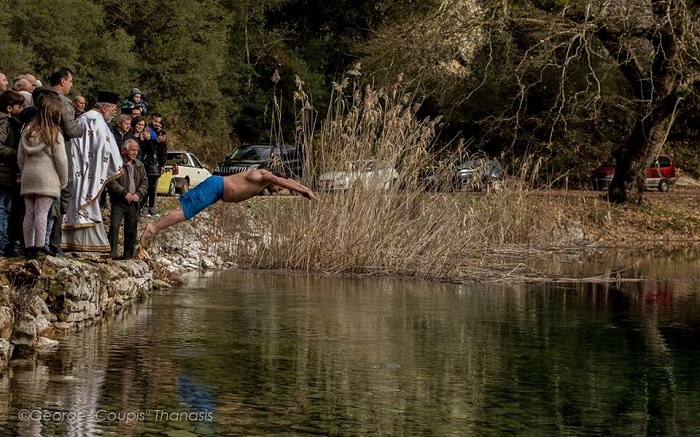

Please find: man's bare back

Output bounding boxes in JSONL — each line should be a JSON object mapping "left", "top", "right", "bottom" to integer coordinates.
{"left": 139, "top": 169, "right": 315, "bottom": 254}
{"left": 222, "top": 170, "right": 314, "bottom": 202}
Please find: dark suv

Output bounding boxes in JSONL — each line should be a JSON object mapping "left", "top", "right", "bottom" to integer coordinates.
{"left": 213, "top": 143, "right": 303, "bottom": 178}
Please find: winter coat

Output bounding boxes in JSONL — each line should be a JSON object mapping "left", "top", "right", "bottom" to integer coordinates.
{"left": 17, "top": 131, "right": 69, "bottom": 198}
{"left": 106, "top": 159, "right": 148, "bottom": 204}
{"left": 0, "top": 113, "right": 21, "bottom": 187}
{"left": 121, "top": 88, "right": 149, "bottom": 115}
{"left": 137, "top": 136, "right": 167, "bottom": 177}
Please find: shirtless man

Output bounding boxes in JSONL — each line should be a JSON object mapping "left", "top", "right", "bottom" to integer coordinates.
{"left": 139, "top": 169, "right": 315, "bottom": 249}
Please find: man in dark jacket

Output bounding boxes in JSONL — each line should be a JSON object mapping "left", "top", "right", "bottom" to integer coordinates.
{"left": 101, "top": 113, "right": 132, "bottom": 210}
{"left": 111, "top": 114, "right": 132, "bottom": 149}
{"left": 106, "top": 138, "right": 147, "bottom": 259}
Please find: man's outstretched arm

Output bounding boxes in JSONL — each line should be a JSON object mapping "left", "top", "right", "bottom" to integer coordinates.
{"left": 259, "top": 170, "right": 316, "bottom": 200}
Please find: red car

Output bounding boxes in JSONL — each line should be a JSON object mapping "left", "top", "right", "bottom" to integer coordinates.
{"left": 591, "top": 154, "right": 677, "bottom": 192}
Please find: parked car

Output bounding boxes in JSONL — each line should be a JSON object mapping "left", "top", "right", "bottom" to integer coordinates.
{"left": 156, "top": 165, "right": 177, "bottom": 196}
{"left": 318, "top": 160, "right": 399, "bottom": 191}
{"left": 163, "top": 151, "right": 211, "bottom": 193}
{"left": 455, "top": 159, "right": 505, "bottom": 191}
{"left": 591, "top": 154, "right": 677, "bottom": 192}
{"left": 213, "top": 143, "right": 303, "bottom": 178}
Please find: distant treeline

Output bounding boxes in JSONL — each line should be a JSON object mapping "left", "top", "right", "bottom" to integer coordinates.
{"left": 0, "top": 0, "right": 439, "bottom": 166}
{"left": 3, "top": 0, "right": 699, "bottom": 184}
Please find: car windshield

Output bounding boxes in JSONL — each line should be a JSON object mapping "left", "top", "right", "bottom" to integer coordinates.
{"left": 228, "top": 145, "right": 272, "bottom": 161}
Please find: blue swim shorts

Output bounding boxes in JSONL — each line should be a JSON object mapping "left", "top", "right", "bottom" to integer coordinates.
{"left": 179, "top": 176, "right": 225, "bottom": 220}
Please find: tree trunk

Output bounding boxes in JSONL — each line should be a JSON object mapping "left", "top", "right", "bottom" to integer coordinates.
{"left": 608, "top": 108, "right": 675, "bottom": 204}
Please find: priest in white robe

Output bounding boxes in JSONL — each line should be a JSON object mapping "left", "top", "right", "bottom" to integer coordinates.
{"left": 62, "top": 91, "right": 123, "bottom": 252}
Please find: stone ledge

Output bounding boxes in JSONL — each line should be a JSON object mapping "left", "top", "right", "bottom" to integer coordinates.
{"left": 0, "top": 255, "right": 153, "bottom": 369}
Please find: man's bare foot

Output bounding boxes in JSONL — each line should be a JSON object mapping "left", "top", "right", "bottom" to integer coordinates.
{"left": 136, "top": 246, "right": 151, "bottom": 261}
{"left": 140, "top": 224, "right": 157, "bottom": 249}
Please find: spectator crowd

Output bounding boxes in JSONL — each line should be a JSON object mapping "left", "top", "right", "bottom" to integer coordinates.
{"left": 0, "top": 67, "right": 168, "bottom": 260}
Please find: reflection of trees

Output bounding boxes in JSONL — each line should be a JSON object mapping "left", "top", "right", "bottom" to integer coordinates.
{"left": 3, "top": 270, "right": 700, "bottom": 435}
{"left": 176, "top": 272, "right": 513, "bottom": 434}
{"left": 3, "top": 303, "right": 184, "bottom": 436}
{"left": 469, "top": 281, "right": 698, "bottom": 435}
{"left": 186, "top": 271, "right": 700, "bottom": 435}
{"left": 527, "top": 249, "right": 700, "bottom": 287}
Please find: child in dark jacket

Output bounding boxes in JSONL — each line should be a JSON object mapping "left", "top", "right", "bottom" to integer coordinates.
{"left": 121, "top": 88, "right": 149, "bottom": 116}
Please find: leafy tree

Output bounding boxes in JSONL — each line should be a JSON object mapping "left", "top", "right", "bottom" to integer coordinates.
{"left": 0, "top": 0, "right": 32, "bottom": 74}
{"left": 0, "top": 0, "right": 446, "bottom": 164}
{"left": 266, "top": 0, "right": 440, "bottom": 77}
{"left": 97, "top": 0, "right": 230, "bottom": 163}
{"left": 228, "top": 0, "right": 441, "bottom": 144}
{"left": 7, "top": 0, "right": 137, "bottom": 96}
{"left": 218, "top": 0, "right": 326, "bottom": 144}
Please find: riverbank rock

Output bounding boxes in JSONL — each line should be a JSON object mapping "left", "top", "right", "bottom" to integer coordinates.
{"left": 39, "top": 256, "right": 151, "bottom": 326}
{"left": 0, "top": 339, "right": 11, "bottom": 368}
{"left": 0, "top": 254, "right": 153, "bottom": 370}
{"left": 140, "top": 209, "right": 236, "bottom": 275}
{"left": 0, "top": 306, "right": 13, "bottom": 339}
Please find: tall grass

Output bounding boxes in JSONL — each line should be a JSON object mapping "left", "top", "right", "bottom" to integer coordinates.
{"left": 216, "top": 69, "right": 583, "bottom": 281}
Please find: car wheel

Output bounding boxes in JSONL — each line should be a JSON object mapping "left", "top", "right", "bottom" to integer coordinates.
{"left": 167, "top": 180, "right": 176, "bottom": 197}
{"left": 658, "top": 179, "right": 670, "bottom": 192}
{"left": 180, "top": 179, "right": 190, "bottom": 194}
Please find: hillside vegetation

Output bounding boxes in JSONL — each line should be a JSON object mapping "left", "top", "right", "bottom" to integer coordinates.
{"left": 2, "top": 0, "right": 699, "bottom": 186}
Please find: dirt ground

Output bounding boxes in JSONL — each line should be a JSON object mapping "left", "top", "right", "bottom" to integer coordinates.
{"left": 554, "top": 175, "right": 700, "bottom": 249}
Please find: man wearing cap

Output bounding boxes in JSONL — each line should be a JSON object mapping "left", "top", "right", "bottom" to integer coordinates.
{"left": 61, "top": 91, "right": 124, "bottom": 252}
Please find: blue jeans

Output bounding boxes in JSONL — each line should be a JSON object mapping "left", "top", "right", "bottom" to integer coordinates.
{"left": 0, "top": 186, "right": 12, "bottom": 255}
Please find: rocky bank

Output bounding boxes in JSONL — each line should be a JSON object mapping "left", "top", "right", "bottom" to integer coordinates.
{"left": 0, "top": 208, "right": 229, "bottom": 371}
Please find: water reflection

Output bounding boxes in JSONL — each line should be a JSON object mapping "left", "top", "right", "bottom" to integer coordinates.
{"left": 0, "top": 269, "right": 699, "bottom": 436}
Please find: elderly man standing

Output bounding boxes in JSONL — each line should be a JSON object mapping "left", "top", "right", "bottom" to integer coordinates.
{"left": 106, "top": 138, "right": 147, "bottom": 259}
{"left": 61, "top": 91, "right": 123, "bottom": 252}
{"left": 17, "top": 74, "right": 38, "bottom": 90}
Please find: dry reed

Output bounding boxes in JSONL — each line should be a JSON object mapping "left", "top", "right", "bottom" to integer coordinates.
{"left": 210, "top": 69, "right": 586, "bottom": 282}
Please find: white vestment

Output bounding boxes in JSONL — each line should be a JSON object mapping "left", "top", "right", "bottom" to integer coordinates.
{"left": 62, "top": 109, "right": 123, "bottom": 252}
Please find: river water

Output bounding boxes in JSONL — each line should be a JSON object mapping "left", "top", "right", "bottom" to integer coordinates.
{"left": 2, "top": 257, "right": 700, "bottom": 436}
